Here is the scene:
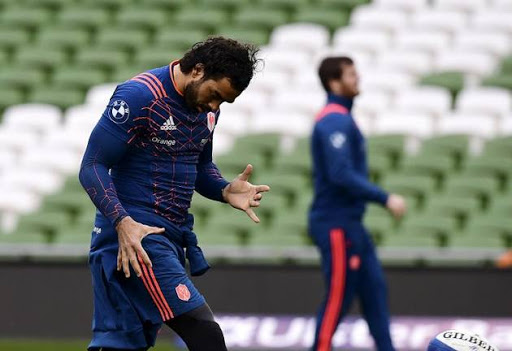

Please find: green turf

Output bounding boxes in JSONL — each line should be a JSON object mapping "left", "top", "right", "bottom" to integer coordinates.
{"left": 0, "top": 339, "right": 179, "bottom": 350}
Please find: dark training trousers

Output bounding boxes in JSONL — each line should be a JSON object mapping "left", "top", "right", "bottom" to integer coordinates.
{"left": 309, "top": 218, "right": 395, "bottom": 351}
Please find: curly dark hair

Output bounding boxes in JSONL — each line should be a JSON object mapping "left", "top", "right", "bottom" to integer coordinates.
{"left": 179, "top": 36, "right": 260, "bottom": 93}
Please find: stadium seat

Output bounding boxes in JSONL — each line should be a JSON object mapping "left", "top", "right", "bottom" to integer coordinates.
{"left": 251, "top": 211, "right": 309, "bottom": 247}
{"left": 155, "top": 29, "right": 208, "bottom": 51}
{"left": 435, "top": 51, "right": 496, "bottom": 77}
{"left": 500, "top": 56, "right": 512, "bottom": 74}
{"left": 115, "top": 8, "right": 168, "bottom": 31}
{"left": 15, "top": 47, "right": 68, "bottom": 72}
{"left": 419, "top": 71, "right": 464, "bottom": 99}
{"left": 85, "top": 83, "right": 118, "bottom": 106}
{"left": 449, "top": 234, "right": 505, "bottom": 249}
{"left": 399, "top": 153, "right": 455, "bottom": 185}
{"left": 350, "top": 5, "right": 409, "bottom": 32}
{"left": 367, "top": 134, "right": 405, "bottom": 166}
{"left": 419, "top": 134, "right": 470, "bottom": 168}
{"left": 0, "top": 28, "right": 31, "bottom": 50}
{"left": 233, "top": 8, "right": 289, "bottom": 31}
{"left": 483, "top": 136, "right": 512, "bottom": 158}
{"left": 270, "top": 23, "right": 330, "bottom": 53}
{"left": 216, "top": 27, "right": 268, "bottom": 47}
{"left": 394, "top": 30, "right": 450, "bottom": 54}
{"left": 258, "top": 48, "right": 311, "bottom": 75}
{"left": 134, "top": 47, "right": 183, "bottom": 68}
{"left": 382, "top": 234, "right": 440, "bottom": 248}
{"left": 3, "top": 103, "right": 61, "bottom": 133}
{"left": 251, "top": 109, "right": 312, "bottom": 137}
{"left": 75, "top": 47, "right": 130, "bottom": 72}
{"left": 382, "top": 174, "right": 437, "bottom": 203}
{"left": 111, "top": 65, "right": 151, "bottom": 83}
{"left": 77, "top": 0, "right": 134, "bottom": 10}
{"left": 472, "top": 11, "right": 512, "bottom": 34}
{"left": 0, "top": 7, "right": 52, "bottom": 30}
{"left": 358, "top": 71, "right": 415, "bottom": 94}
{"left": 373, "top": 0, "right": 428, "bottom": 12}
{"left": 400, "top": 215, "right": 458, "bottom": 246}
{"left": 270, "top": 89, "right": 324, "bottom": 115}
{"left": 368, "top": 152, "right": 394, "bottom": 183}
{"left": 377, "top": 50, "right": 432, "bottom": 75}
{"left": 52, "top": 68, "right": 108, "bottom": 91}
{"left": 29, "top": 87, "right": 85, "bottom": 110}
{"left": 139, "top": 0, "right": 188, "bottom": 10}
{"left": 0, "top": 67, "right": 46, "bottom": 91}
{"left": 95, "top": 28, "right": 151, "bottom": 52}
{"left": 174, "top": 8, "right": 229, "bottom": 32}
{"left": 353, "top": 90, "right": 391, "bottom": 117}
{"left": 258, "top": 0, "right": 309, "bottom": 11}
{"left": 231, "top": 133, "right": 281, "bottom": 165}
{"left": 292, "top": 6, "right": 350, "bottom": 31}
{"left": 394, "top": 87, "right": 452, "bottom": 116}
{"left": 22, "top": 0, "right": 71, "bottom": 10}
{"left": 1, "top": 167, "right": 64, "bottom": 195}
{"left": 491, "top": 0, "right": 512, "bottom": 9}
{"left": 319, "top": 0, "right": 370, "bottom": 11}
{"left": 453, "top": 31, "right": 510, "bottom": 57}
{"left": 444, "top": 174, "right": 499, "bottom": 208}
{"left": 196, "top": 0, "right": 251, "bottom": 11}
{"left": 215, "top": 153, "right": 267, "bottom": 181}
{"left": 0, "top": 187, "right": 41, "bottom": 232}
{"left": 455, "top": 88, "right": 512, "bottom": 117}
{"left": 488, "top": 195, "right": 512, "bottom": 217}
{"left": 464, "top": 156, "right": 512, "bottom": 190}
{"left": 374, "top": 112, "right": 434, "bottom": 138}
{"left": 39, "top": 190, "right": 93, "bottom": 219}
{"left": 481, "top": 75, "right": 512, "bottom": 91}
{"left": 0, "top": 88, "right": 24, "bottom": 112}
{"left": 432, "top": 0, "right": 487, "bottom": 13}
{"left": 57, "top": 7, "right": 110, "bottom": 30}
{"left": 438, "top": 112, "right": 496, "bottom": 138}
{"left": 411, "top": 10, "right": 468, "bottom": 34}
{"left": 204, "top": 209, "right": 257, "bottom": 246}
{"left": 64, "top": 104, "right": 105, "bottom": 133}
{"left": 36, "top": 27, "right": 91, "bottom": 51}
{"left": 333, "top": 28, "right": 391, "bottom": 55}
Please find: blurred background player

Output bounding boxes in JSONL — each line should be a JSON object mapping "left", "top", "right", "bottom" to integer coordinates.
{"left": 79, "top": 37, "right": 269, "bottom": 351}
{"left": 308, "top": 56, "right": 407, "bottom": 351}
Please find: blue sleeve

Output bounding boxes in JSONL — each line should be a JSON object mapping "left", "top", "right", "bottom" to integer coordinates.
{"left": 317, "top": 115, "right": 389, "bottom": 205}
{"left": 195, "top": 133, "right": 230, "bottom": 202}
{"left": 79, "top": 82, "right": 149, "bottom": 225}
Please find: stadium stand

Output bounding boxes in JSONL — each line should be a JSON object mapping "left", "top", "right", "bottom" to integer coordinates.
{"left": 0, "top": 0, "right": 511, "bottom": 263}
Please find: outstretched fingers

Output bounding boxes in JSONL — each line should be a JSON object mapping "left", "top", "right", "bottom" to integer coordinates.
{"left": 238, "top": 164, "right": 253, "bottom": 181}
{"left": 245, "top": 208, "right": 260, "bottom": 223}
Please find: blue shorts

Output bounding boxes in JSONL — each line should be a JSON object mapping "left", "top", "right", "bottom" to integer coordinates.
{"left": 88, "top": 230, "right": 206, "bottom": 350}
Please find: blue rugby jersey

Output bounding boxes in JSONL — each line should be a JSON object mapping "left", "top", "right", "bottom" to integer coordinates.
{"left": 310, "top": 94, "right": 388, "bottom": 222}
{"left": 79, "top": 61, "right": 229, "bottom": 235}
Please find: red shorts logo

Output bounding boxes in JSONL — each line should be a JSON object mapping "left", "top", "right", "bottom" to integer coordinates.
{"left": 175, "top": 284, "right": 191, "bottom": 302}
{"left": 349, "top": 255, "right": 361, "bottom": 270}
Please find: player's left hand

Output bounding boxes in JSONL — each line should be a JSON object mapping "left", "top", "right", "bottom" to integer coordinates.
{"left": 222, "top": 164, "right": 270, "bottom": 223}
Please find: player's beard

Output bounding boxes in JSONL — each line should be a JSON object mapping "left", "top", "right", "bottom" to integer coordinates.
{"left": 184, "top": 79, "right": 208, "bottom": 113}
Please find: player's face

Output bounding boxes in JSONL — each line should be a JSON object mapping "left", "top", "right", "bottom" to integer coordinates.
{"left": 340, "top": 64, "right": 360, "bottom": 98}
{"left": 184, "top": 77, "right": 240, "bottom": 113}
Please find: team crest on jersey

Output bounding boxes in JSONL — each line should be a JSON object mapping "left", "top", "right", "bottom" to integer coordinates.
{"left": 330, "top": 132, "right": 346, "bottom": 149}
{"left": 207, "top": 112, "right": 216, "bottom": 132}
{"left": 175, "top": 284, "right": 191, "bottom": 301}
{"left": 109, "top": 100, "right": 130, "bottom": 124}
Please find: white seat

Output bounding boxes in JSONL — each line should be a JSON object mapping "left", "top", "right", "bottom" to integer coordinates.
{"left": 230, "top": 89, "right": 268, "bottom": 114}
{"left": 359, "top": 70, "right": 415, "bottom": 95}
{"left": 453, "top": 31, "right": 511, "bottom": 56}
{"left": 0, "top": 150, "right": 16, "bottom": 174}
{"left": 0, "top": 127, "right": 41, "bottom": 154}
{"left": 258, "top": 48, "right": 311, "bottom": 75}
{"left": 394, "top": 87, "right": 452, "bottom": 116}
{"left": 313, "top": 48, "right": 373, "bottom": 68}
{"left": 271, "top": 90, "right": 325, "bottom": 116}
{"left": 438, "top": 113, "right": 496, "bottom": 137}
{"left": 411, "top": 10, "right": 468, "bottom": 33}
{"left": 350, "top": 5, "right": 409, "bottom": 32}
{"left": 377, "top": 50, "right": 432, "bottom": 75}
{"left": 248, "top": 70, "right": 291, "bottom": 95}
{"left": 353, "top": 112, "right": 373, "bottom": 135}
{"left": 433, "top": 0, "right": 487, "bottom": 13}
{"left": 394, "top": 30, "right": 451, "bottom": 54}
{"left": 64, "top": 104, "right": 106, "bottom": 132}
{"left": 216, "top": 105, "right": 250, "bottom": 136}
{"left": 0, "top": 188, "right": 41, "bottom": 232}
{"left": 374, "top": 112, "right": 434, "bottom": 137}
{"left": 3, "top": 103, "right": 62, "bottom": 133}
{"left": 270, "top": 23, "right": 330, "bottom": 54}
{"left": 500, "top": 116, "right": 512, "bottom": 135}
{"left": 472, "top": 11, "right": 512, "bottom": 34}
{"left": 85, "top": 83, "right": 118, "bottom": 106}
{"left": 434, "top": 51, "right": 496, "bottom": 77}
{"left": 373, "top": 0, "right": 428, "bottom": 12}
{"left": 210, "top": 132, "right": 234, "bottom": 157}
{"left": 292, "top": 69, "right": 324, "bottom": 93}
{"left": 19, "top": 147, "right": 81, "bottom": 175}
{"left": 251, "top": 109, "right": 312, "bottom": 137}
{"left": 0, "top": 167, "right": 64, "bottom": 195}
{"left": 332, "top": 28, "right": 391, "bottom": 55}
{"left": 43, "top": 128, "right": 90, "bottom": 155}
{"left": 491, "top": 0, "right": 512, "bottom": 10}
{"left": 455, "top": 88, "right": 512, "bottom": 117}
{"left": 353, "top": 90, "right": 392, "bottom": 117}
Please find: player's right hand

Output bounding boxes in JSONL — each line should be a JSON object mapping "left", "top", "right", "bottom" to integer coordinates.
{"left": 386, "top": 194, "right": 407, "bottom": 219}
{"left": 115, "top": 216, "right": 165, "bottom": 278}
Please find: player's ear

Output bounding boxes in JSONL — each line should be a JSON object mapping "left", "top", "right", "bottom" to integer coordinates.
{"left": 191, "top": 64, "right": 205, "bottom": 80}
{"left": 328, "top": 79, "right": 342, "bottom": 95}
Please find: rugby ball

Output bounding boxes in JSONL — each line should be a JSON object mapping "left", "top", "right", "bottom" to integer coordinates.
{"left": 427, "top": 329, "right": 499, "bottom": 351}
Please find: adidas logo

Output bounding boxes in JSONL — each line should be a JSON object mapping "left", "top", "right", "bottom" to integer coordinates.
{"left": 160, "top": 115, "right": 177, "bottom": 131}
